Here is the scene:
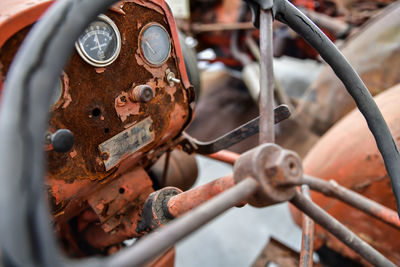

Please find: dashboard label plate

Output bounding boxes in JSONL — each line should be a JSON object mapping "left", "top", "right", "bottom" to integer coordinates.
{"left": 99, "top": 117, "right": 155, "bottom": 170}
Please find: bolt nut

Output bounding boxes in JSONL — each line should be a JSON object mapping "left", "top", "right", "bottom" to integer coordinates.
{"left": 130, "top": 85, "right": 154, "bottom": 103}
{"left": 234, "top": 144, "right": 303, "bottom": 207}
{"left": 101, "top": 152, "right": 110, "bottom": 161}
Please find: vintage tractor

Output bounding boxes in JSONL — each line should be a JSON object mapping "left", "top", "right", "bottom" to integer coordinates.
{"left": 0, "top": 0, "right": 399, "bottom": 266}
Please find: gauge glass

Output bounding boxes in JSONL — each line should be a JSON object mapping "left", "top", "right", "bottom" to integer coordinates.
{"left": 75, "top": 14, "right": 121, "bottom": 67}
{"left": 50, "top": 78, "right": 63, "bottom": 107}
{"left": 140, "top": 23, "right": 171, "bottom": 66}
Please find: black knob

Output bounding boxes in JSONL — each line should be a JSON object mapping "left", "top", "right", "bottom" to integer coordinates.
{"left": 50, "top": 129, "right": 74, "bottom": 153}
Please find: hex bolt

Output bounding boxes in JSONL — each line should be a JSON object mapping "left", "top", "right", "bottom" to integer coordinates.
{"left": 130, "top": 85, "right": 154, "bottom": 103}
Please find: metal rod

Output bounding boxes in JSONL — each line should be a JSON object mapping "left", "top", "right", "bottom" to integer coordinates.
{"left": 291, "top": 191, "right": 396, "bottom": 267}
{"left": 191, "top": 22, "right": 254, "bottom": 33}
{"left": 299, "top": 185, "right": 314, "bottom": 267}
{"left": 106, "top": 178, "right": 259, "bottom": 267}
{"left": 259, "top": 9, "right": 275, "bottom": 144}
{"left": 301, "top": 175, "right": 400, "bottom": 229}
{"left": 207, "top": 150, "right": 240, "bottom": 165}
{"left": 167, "top": 175, "right": 236, "bottom": 218}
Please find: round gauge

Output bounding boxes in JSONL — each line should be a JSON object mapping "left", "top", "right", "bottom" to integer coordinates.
{"left": 75, "top": 14, "right": 121, "bottom": 67}
{"left": 140, "top": 23, "right": 171, "bottom": 66}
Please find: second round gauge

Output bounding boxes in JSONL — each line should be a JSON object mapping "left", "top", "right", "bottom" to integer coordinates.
{"left": 140, "top": 23, "right": 171, "bottom": 66}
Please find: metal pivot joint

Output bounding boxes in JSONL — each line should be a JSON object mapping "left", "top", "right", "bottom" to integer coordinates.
{"left": 234, "top": 143, "right": 303, "bottom": 207}
{"left": 244, "top": 0, "right": 275, "bottom": 27}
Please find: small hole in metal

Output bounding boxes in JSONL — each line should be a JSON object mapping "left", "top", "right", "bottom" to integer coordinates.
{"left": 119, "top": 188, "right": 125, "bottom": 194}
{"left": 289, "top": 162, "right": 296, "bottom": 170}
{"left": 92, "top": 108, "right": 101, "bottom": 117}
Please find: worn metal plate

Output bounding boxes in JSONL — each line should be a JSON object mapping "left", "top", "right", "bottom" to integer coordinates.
{"left": 99, "top": 117, "right": 155, "bottom": 170}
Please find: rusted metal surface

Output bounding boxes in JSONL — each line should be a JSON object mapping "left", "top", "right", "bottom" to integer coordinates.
{"left": 293, "top": 84, "right": 400, "bottom": 264}
{"left": 138, "top": 175, "right": 236, "bottom": 230}
{"left": 298, "top": 1, "right": 400, "bottom": 134}
{"left": 138, "top": 186, "right": 183, "bottom": 232}
{"left": 0, "top": 0, "right": 195, "bottom": 255}
{"left": 106, "top": 177, "right": 258, "bottom": 267}
{"left": 0, "top": 25, "right": 32, "bottom": 94}
{"left": 234, "top": 143, "right": 303, "bottom": 207}
{"left": 87, "top": 167, "right": 153, "bottom": 232}
{"left": 167, "top": 175, "right": 235, "bottom": 218}
{"left": 300, "top": 185, "right": 314, "bottom": 267}
{"left": 83, "top": 167, "right": 154, "bottom": 248}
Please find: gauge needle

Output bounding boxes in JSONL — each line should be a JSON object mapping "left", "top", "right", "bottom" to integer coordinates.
{"left": 95, "top": 33, "right": 103, "bottom": 52}
{"left": 146, "top": 41, "right": 157, "bottom": 55}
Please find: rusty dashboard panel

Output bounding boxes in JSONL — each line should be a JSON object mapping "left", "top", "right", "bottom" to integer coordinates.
{"left": 0, "top": 0, "right": 194, "bottom": 224}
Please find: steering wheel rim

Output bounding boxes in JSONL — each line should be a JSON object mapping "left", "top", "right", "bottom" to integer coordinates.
{"left": 0, "top": 0, "right": 399, "bottom": 266}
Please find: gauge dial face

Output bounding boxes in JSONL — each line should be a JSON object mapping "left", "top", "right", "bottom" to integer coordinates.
{"left": 76, "top": 14, "right": 121, "bottom": 67}
{"left": 140, "top": 23, "right": 171, "bottom": 66}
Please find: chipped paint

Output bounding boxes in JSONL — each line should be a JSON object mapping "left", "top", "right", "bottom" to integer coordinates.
{"left": 60, "top": 71, "right": 72, "bottom": 109}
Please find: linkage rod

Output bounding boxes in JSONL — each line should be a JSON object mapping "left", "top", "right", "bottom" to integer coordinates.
{"left": 167, "top": 175, "right": 236, "bottom": 218}
{"left": 299, "top": 185, "right": 314, "bottom": 267}
{"left": 274, "top": 0, "right": 400, "bottom": 217}
{"left": 259, "top": 9, "right": 275, "bottom": 144}
{"left": 207, "top": 150, "right": 240, "bottom": 165}
{"left": 106, "top": 178, "right": 258, "bottom": 267}
{"left": 301, "top": 175, "right": 400, "bottom": 229}
{"left": 291, "top": 191, "right": 396, "bottom": 267}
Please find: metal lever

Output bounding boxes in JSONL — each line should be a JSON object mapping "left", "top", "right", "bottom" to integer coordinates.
{"left": 181, "top": 104, "right": 290, "bottom": 154}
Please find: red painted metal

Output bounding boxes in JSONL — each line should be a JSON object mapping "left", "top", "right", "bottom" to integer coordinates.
{"left": 207, "top": 150, "right": 240, "bottom": 165}
{"left": 292, "top": 84, "right": 400, "bottom": 264}
{"left": 299, "top": 175, "right": 400, "bottom": 230}
{"left": 0, "top": 0, "right": 194, "bottom": 257}
{"left": 167, "top": 175, "right": 235, "bottom": 218}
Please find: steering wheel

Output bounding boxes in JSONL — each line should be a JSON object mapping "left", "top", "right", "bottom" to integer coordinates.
{"left": 0, "top": 0, "right": 399, "bottom": 266}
